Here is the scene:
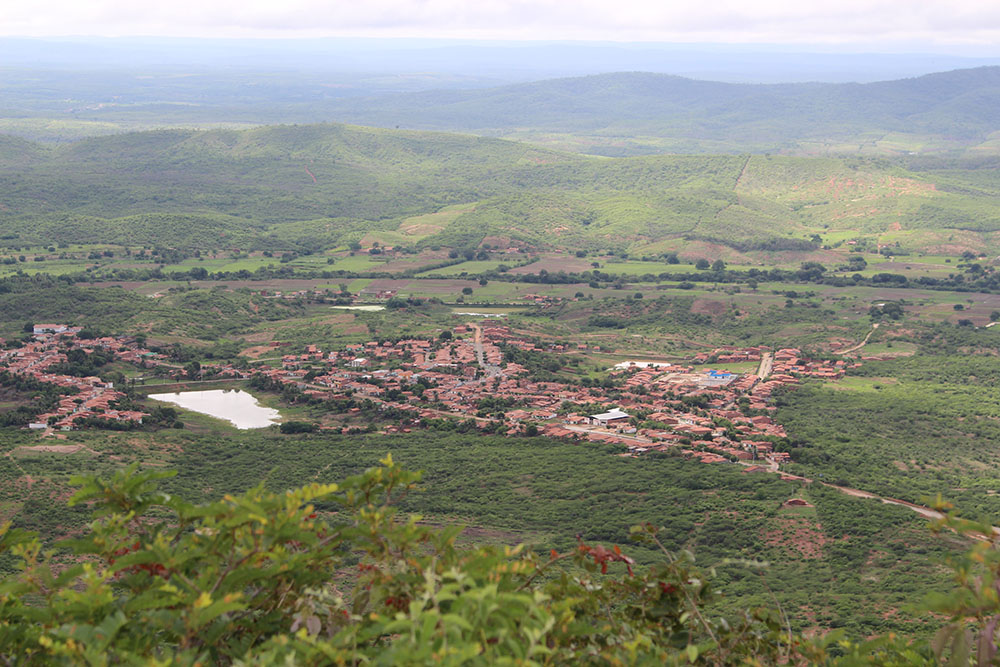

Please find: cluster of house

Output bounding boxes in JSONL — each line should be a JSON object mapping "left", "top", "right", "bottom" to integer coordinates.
{"left": 2, "top": 325, "right": 159, "bottom": 430}
{"left": 770, "top": 348, "right": 855, "bottom": 379}
{"left": 251, "top": 330, "right": 856, "bottom": 470}
{"left": 4, "top": 324, "right": 856, "bottom": 473}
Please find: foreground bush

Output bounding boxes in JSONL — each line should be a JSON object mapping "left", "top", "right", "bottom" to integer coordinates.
{"left": 0, "top": 455, "right": 979, "bottom": 664}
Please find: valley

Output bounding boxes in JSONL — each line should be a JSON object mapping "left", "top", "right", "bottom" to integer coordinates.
{"left": 4, "top": 92, "right": 1000, "bottom": 657}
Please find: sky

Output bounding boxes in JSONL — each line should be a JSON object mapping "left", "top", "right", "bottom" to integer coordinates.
{"left": 3, "top": 0, "right": 1000, "bottom": 53}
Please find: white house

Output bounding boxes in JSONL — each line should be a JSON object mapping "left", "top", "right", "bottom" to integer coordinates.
{"left": 33, "top": 324, "right": 68, "bottom": 335}
{"left": 589, "top": 408, "right": 631, "bottom": 426}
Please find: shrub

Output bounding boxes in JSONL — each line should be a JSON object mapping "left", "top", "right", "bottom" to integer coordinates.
{"left": 279, "top": 420, "right": 319, "bottom": 434}
{"left": 0, "top": 458, "right": 878, "bottom": 663}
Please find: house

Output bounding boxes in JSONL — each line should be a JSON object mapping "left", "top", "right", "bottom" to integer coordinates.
{"left": 33, "top": 324, "right": 68, "bottom": 335}
{"left": 589, "top": 408, "right": 630, "bottom": 426}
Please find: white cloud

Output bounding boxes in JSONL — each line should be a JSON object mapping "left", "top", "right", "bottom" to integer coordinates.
{"left": 3, "top": 0, "right": 1000, "bottom": 48}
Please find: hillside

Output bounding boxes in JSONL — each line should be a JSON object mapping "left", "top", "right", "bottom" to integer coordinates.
{"left": 317, "top": 67, "right": 1000, "bottom": 156}
{"left": 2, "top": 123, "right": 1000, "bottom": 257}
{"left": 4, "top": 66, "right": 1000, "bottom": 155}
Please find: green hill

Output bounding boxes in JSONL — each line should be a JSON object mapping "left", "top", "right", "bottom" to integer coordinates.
{"left": 2, "top": 123, "right": 1000, "bottom": 257}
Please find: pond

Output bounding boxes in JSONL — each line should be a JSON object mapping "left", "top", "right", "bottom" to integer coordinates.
{"left": 609, "top": 361, "right": 673, "bottom": 370}
{"left": 452, "top": 310, "right": 508, "bottom": 318}
{"left": 147, "top": 389, "right": 281, "bottom": 429}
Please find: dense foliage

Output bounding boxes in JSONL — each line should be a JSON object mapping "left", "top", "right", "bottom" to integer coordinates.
{"left": 0, "top": 457, "right": 838, "bottom": 664}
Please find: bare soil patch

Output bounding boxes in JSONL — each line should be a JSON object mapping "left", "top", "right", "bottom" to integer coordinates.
{"left": 764, "top": 516, "right": 827, "bottom": 559}
{"left": 240, "top": 345, "right": 275, "bottom": 359}
{"left": 690, "top": 298, "right": 728, "bottom": 317}
{"left": 509, "top": 255, "right": 594, "bottom": 274}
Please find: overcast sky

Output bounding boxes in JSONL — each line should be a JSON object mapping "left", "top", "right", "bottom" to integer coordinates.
{"left": 3, "top": 0, "right": 1000, "bottom": 52}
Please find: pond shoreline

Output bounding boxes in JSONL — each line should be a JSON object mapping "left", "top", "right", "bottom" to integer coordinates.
{"left": 148, "top": 389, "right": 281, "bottom": 429}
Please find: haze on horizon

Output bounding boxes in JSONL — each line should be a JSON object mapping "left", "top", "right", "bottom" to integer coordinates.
{"left": 4, "top": 0, "right": 1000, "bottom": 52}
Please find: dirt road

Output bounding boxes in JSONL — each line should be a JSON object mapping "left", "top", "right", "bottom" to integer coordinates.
{"left": 739, "top": 461, "right": 950, "bottom": 522}
{"left": 841, "top": 322, "right": 879, "bottom": 355}
{"left": 756, "top": 352, "right": 773, "bottom": 379}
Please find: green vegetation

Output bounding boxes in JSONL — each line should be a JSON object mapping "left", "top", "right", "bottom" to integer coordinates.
{"left": 5, "top": 108, "right": 1000, "bottom": 656}
{"left": 3, "top": 124, "right": 1000, "bottom": 260}
{"left": 0, "top": 426, "right": 959, "bottom": 640}
{"left": 778, "top": 354, "right": 1000, "bottom": 517}
{"left": 3, "top": 455, "right": 1000, "bottom": 663}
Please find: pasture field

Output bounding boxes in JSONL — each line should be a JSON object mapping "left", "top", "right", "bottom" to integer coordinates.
{"left": 417, "top": 260, "right": 511, "bottom": 276}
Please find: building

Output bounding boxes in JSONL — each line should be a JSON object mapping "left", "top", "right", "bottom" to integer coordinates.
{"left": 33, "top": 324, "right": 68, "bottom": 335}
{"left": 589, "top": 408, "right": 631, "bottom": 426}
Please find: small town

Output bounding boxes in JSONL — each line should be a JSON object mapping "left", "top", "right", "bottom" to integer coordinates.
{"left": 2, "top": 320, "right": 860, "bottom": 472}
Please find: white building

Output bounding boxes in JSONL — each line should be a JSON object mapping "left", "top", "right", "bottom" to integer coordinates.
{"left": 33, "top": 324, "right": 68, "bottom": 335}
{"left": 589, "top": 408, "right": 631, "bottom": 426}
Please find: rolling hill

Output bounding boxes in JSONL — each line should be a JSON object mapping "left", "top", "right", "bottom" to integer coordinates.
{"left": 317, "top": 67, "right": 1000, "bottom": 156}
{"left": 1, "top": 123, "right": 1000, "bottom": 258}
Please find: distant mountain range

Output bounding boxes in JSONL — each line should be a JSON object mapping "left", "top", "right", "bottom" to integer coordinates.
{"left": 319, "top": 67, "right": 1000, "bottom": 156}
{"left": 3, "top": 57, "right": 1000, "bottom": 154}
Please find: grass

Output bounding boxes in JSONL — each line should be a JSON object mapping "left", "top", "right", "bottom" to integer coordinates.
{"left": 826, "top": 376, "right": 900, "bottom": 392}
{"left": 860, "top": 342, "right": 918, "bottom": 356}
{"left": 703, "top": 361, "right": 759, "bottom": 373}
{"left": 327, "top": 255, "right": 387, "bottom": 272}
{"left": 600, "top": 261, "right": 678, "bottom": 274}
{"left": 418, "top": 260, "right": 511, "bottom": 277}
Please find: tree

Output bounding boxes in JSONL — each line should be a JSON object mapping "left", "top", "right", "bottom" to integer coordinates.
{"left": 279, "top": 420, "right": 319, "bottom": 434}
{"left": 461, "top": 287, "right": 473, "bottom": 295}
{"left": 439, "top": 330, "right": 453, "bottom": 340}
{"left": 847, "top": 255, "right": 868, "bottom": 270}
{"left": 695, "top": 258, "right": 710, "bottom": 270}
{"left": 711, "top": 259, "right": 726, "bottom": 272}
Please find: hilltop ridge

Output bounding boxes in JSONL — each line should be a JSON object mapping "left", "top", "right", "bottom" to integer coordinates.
{"left": 319, "top": 66, "right": 1000, "bottom": 156}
